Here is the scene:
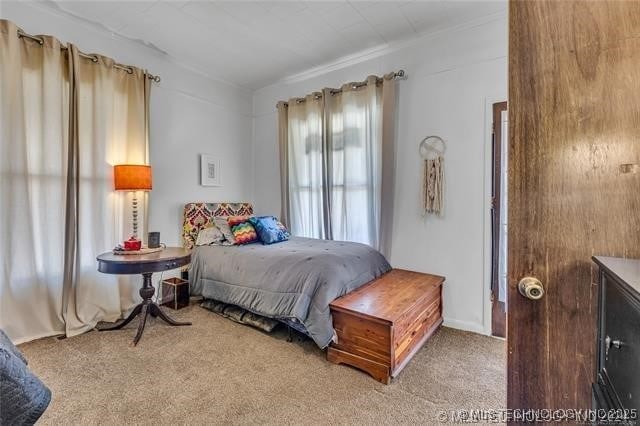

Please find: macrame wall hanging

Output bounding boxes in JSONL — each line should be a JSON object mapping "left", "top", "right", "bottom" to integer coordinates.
{"left": 419, "top": 136, "right": 445, "bottom": 216}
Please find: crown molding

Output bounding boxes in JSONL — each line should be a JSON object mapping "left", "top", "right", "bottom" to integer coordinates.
{"left": 259, "top": 10, "right": 507, "bottom": 91}
{"left": 15, "top": 1, "right": 506, "bottom": 96}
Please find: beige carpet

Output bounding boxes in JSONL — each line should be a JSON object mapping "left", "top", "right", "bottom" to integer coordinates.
{"left": 19, "top": 304, "right": 505, "bottom": 425}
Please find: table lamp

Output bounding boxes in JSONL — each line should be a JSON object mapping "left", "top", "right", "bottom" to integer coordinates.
{"left": 114, "top": 164, "right": 152, "bottom": 248}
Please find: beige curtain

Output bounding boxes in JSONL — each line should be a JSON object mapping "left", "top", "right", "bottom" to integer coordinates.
{"left": 0, "top": 19, "right": 150, "bottom": 342}
{"left": 63, "top": 48, "right": 149, "bottom": 336}
{"left": 278, "top": 75, "right": 396, "bottom": 256}
{"left": 0, "top": 20, "right": 68, "bottom": 342}
{"left": 276, "top": 101, "right": 290, "bottom": 228}
{"left": 379, "top": 72, "right": 396, "bottom": 258}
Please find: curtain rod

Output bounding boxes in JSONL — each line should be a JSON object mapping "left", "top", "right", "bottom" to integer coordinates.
{"left": 277, "top": 70, "right": 405, "bottom": 108}
{"left": 17, "top": 29, "right": 161, "bottom": 83}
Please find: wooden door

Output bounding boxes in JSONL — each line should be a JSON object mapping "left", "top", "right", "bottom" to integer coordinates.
{"left": 509, "top": 0, "right": 640, "bottom": 410}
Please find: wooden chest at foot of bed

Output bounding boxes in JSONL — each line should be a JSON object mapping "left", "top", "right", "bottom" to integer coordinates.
{"left": 327, "top": 269, "right": 444, "bottom": 384}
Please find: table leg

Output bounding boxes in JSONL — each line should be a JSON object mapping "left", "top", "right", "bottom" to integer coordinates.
{"left": 149, "top": 303, "right": 192, "bottom": 326}
{"left": 98, "top": 271, "right": 191, "bottom": 345}
{"left": 132, "top": 303, "right": 149, "bottom": 346}
{"left": 97, "top": 304, "right": 142, "bottom": 331}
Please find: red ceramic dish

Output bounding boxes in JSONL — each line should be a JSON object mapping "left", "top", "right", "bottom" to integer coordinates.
{"left": 124, "top": 237, "right": 142, "bottom": 251}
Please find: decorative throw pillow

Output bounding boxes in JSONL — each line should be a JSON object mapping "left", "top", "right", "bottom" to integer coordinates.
{"left": 227, "top": 215, "right": 251, "bottom": 227}
{"left": 249, "top": 216, "right": 290, "bottom": 245}
{"left": 195, "top": 225, "right": 225, "bottom": 246}
{"left": 227, "top": 216, "right": 259, "bottom": 245}
{"left": 213, "top": 217, "right": 236, "bottom": 245}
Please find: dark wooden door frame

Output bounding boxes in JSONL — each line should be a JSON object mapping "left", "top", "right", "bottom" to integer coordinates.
{"left": 491, "top": 101, "right": 508, "bottom": 338}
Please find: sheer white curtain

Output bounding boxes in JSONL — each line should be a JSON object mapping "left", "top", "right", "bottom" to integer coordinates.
{"left": 325, "top": 76, "right": 382, "bottom": 247}
{"left": 0, "top": 20, "right": 148, "bottom": 342}
{"left": 278, "top": 75, "right": 396, "bottom": 254}
{"left": 286, "top": 93, "right": 329, "bottom": 239}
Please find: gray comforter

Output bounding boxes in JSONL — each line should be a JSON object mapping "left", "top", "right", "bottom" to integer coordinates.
{"left": 189, "top": 237, "right": 391, "bottom": 348}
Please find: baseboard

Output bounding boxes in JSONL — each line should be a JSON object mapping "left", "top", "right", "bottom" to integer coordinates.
{"left": 443, "top": 317, "right": 488, "bottom": 335}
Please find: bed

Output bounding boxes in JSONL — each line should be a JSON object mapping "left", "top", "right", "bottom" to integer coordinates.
{"left": 183, "top": 202, "right": 391, "bottom": 348}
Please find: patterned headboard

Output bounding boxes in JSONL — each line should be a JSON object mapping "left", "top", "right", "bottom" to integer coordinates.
{"left": 183, "top": 202, "right": 254, "bottom": 249}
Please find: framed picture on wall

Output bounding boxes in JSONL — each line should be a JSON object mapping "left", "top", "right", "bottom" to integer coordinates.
{"left": 200, "top": 154, "right": 221, "bottom": 187}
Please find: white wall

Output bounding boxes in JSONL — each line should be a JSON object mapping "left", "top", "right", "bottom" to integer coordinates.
{"left": 3, "top": 1, "right": 507, "bottom": 334}
{"left": 1, "top": 2, "right": 254, "bottom": 247}
{"left": 252, "top": 15, "right": 508, "bottom": 334}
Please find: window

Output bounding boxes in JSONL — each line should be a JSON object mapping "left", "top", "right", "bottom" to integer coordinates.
{"left": 286, "top": 88, "right": 382, "bottom": 248}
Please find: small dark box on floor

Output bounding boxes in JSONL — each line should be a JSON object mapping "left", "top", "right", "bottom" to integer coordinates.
{"left": 161, "top": 277, "right": 189, "bottom": 310}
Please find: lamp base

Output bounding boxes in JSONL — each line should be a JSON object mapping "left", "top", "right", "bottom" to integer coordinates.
{"left": 132, "top": 192, "right": 139, "bottom": 239}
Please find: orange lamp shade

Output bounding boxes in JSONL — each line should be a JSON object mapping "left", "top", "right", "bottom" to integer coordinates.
{"left": 113, "top": 164, "right": 152, "bottom": 191}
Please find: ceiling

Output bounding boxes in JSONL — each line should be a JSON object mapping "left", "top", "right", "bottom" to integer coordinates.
{"left": 50, "top": 0, "right": 507, "bottom": 89}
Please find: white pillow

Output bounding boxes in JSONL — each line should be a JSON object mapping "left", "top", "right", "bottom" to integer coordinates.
{"left": 213, "top": 217, "right": 236, "bottom": 245}
{"left": 195, "top": 226, "right": 225, "bottom": 246}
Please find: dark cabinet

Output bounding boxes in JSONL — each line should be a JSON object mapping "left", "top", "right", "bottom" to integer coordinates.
{"left": 592, "top": 256, "right": 640, "bottom": 412}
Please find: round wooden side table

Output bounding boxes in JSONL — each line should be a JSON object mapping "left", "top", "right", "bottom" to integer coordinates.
{"left": 96, "top": 247, "right": 192, "bottom": 346}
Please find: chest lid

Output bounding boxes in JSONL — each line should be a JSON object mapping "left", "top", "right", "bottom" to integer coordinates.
{"left": 330, "top": 269, "right": 445, "bottom": 323}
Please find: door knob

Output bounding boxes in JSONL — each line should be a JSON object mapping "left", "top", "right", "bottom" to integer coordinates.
{"left": 518, "top": 277, "right": 545, "bottom": 300}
